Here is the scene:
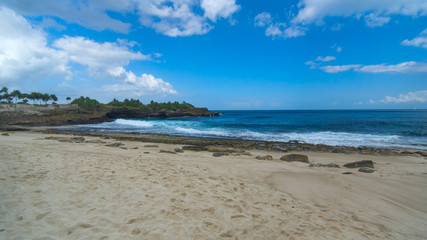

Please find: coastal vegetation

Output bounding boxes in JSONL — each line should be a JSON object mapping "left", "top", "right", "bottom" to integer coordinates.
{"left": 0, "top": 87, "right": 58, "bottom": 105}
{"left": 1, "top": 87, "right": 195, "bottom": 111}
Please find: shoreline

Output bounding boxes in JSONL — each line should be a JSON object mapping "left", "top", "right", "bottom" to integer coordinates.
{"left": 2, "top": 124, "right": 426, "bottom": 156}
{"left": 1, "top": 129, "right": 426, "bottom": 239}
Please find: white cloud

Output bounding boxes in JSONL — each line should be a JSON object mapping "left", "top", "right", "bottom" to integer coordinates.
{"left": 364, "top": 13, "right": 390, "bottom": 27}
{"left": 317, "top": 61, "right": 427, "bottom": 73}
{"left": 358, "top": 61, "right": 427, "bottom": 73}
{"left": 402, "top": 28, "right": 427, "bottom": 49}
{"left": 294, "top": 0, "right": 427, "bottom": 26}
{"left": 254, "top": 12, "right": 272, "bottom": 27}
{"left": 256, "top": 0, "right": 427, "bottom": 39}
{"left": 135, "top": 0, "right": 240, "bottom": 37}
{"left": 0, "top": 7, "right": 71, "bottom": 83}
{"left": 201, "top": 0, "right": 240, "bottom": 21}
{"left": 104, "top": 67, "right": 177, "bottom": 95}
{"left": 1, "top": 0, "right": 240, "bottom": 37}
{"left": 316, "top": 56, "right": 336, "bottom": 62}
{"left": 53, "top": 36, "right": 150, "bottom": 74}
{"left": 320, "top": 64, "right": 361, "bottom": 73}
{"left": 381, "top": 90, "right": 427, "bottom": 103}
{"left": 255, "top": 14, "right": 305, "bottom": 39}
{"left": 0, "top": 0, "right": 133, "bottom": 33}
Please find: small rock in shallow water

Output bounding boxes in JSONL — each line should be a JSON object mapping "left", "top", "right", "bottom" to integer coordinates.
{"left": 256, "top": 155, "right": 273, "bottom": 160}
{"left": 213, "top": 152, "right": 228, "bottom": 157}
{"left": 182, "top": 145, "right": 206, "bottom": 151}
{"left": 342, "top": 172, "right": 353, "bottom": 175}
{"left": 1, "top": 133, "right": 9, "bottom": 136}
{"left": 159, "top": 150, "right": 177, "bottom": 154}
{"left": 105, "top": 142, "right": 124, "bottom": 147}
{"left": 343, "top": 160, "right": 374, "bottom": 168}
{"left": 174, "top": 148, "right": 184, "bottom": 153}
{"left": 359, "top": 167, "right": 376, "bottom": 173}
{"left": 280, "top": 154, "right": 309, "bottom": 163}
{"left": 309, "top": 163, "right": 339, "bottom": 168}
{"left": 144, "top": 144, "right": 159, "bottom": 147}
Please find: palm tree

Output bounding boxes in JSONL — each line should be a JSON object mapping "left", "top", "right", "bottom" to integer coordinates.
{"left": 10, "top": 90, "right": 21, "bottom": 103}
{"left": 0, "top": 87, "right": 8, "bottom": 93}
{"left": 66, "top": 97, "right": 71, "bottom": 104}
{"left": 41, "top": 93, "right": 51, "bottom": 105}
{"left": 50, "top": 94, "right": 58, "bottom": 104}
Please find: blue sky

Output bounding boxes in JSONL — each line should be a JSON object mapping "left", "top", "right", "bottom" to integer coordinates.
{"left": 0, "top": 0, "right": 426, "bottom": 110}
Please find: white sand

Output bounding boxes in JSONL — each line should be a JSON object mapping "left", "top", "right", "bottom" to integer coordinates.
{"left": 0, "top": 132, "right": 426, "bottom": 239}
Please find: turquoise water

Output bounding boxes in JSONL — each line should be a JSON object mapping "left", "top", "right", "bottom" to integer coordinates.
{"left": 74, "top": 110, "right": 427, "bottom": 150}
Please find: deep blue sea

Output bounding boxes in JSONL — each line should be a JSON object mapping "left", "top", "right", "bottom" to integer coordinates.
{"left": 73, "top": 110, "right": 427, "bottom": 150}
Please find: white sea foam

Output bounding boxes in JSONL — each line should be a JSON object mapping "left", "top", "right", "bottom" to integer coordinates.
{"left": 115, "top": 119, "right": 154, "bottom": 127}
{"left": 76, "top": 118, "right": 426, "bottom": 150}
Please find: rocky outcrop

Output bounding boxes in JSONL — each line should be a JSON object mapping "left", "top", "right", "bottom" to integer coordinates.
{"left": 343, "top": 160, "right": 374, "bottom": 169}
{"left": 0, "top": 104, "right": 219, "bottom": 126}
{"left": 255, "top": 155, "right": 273, "bottom": 160}
{"left": 0, "top": 105, "right": 111, "bottom": 126}
{"left": 280, "top": 154, "right": 309, "bottom": 163}
{"left": 106, "top": 107, "right": 220, "bottom": 119}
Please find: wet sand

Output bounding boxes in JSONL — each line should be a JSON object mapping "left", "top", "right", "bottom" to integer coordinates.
{"left": 0, "top": 131, "right": 426, "bottom": 239}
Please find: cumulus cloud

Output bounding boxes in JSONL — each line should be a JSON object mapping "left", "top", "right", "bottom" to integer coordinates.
{"left": 358, "top": 61, "right": 427, "bottom": 73}
{"left": 53, "top": 36, "right": 150, "bottom": 74}
{"left": 0, "top": 7, "right": 176, "bottom": 96}
{"left": 255, "top": 13, "right": 305, "bottom": 39}
{"left": 402, "top": 28, "right": 427, "bottom": 49}
{"left": 381, "top": 90, "right": 427, "bottom": 103}
{"left": 201, "top": 0, "right": 240, "bottom": 21}
{"left": 53, "top": 36, "right": 177, "bottom": 95}
{"left": 316, "top": 56, "right": 336, "bottom": 62}
{"left": 317, "top": 61, "right": 427, "bottom": 73}
{"left": 104, "top": 67, "right": 177, "bottom": 95}
{"left": 136, "top": 0, "right": 240, "bottom": 37}
{"left": 320, "top": 64, "right": 362, "bottom": 73}
{"left": 254, "top": 12, "right": 272, "bottom": 27}
{"left": 1, "top": 0, "right": 240, "bottom": 37}
{"left": 256, "top": 0, "right": 427, "bottom": 39}
{"left": 0, "top": 7, "right": 71, "bottom": 83}
{"left": 294, "top": 0, "right": 427, "bottom": 26}
{"left": 0, "top": 0, "right": 133, "bottom": 33}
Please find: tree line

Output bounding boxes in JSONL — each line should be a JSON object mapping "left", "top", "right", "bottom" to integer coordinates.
{"left": 72, "top": 96, "right": 195, "bottom": 110}
{"left": 1, "top": 87, "right": 196, "bottom": 111}
{"left": 0, "top": 87, "right": 58, "bottom": 105}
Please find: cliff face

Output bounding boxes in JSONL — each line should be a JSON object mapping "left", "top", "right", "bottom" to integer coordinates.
{"left": 0, "top": 104, "right": 219, "bottom": 126}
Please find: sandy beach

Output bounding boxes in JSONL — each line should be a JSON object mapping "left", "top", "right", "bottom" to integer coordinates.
{"left": 0, "top": 131, "right": 426, "bottom": 239}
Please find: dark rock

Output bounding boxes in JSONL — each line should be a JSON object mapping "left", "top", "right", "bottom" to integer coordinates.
{"left": 213, "top": 152, "right": 228, "bottom": 157}
{"left": 280, "top": 154, "right": 309, "bottom": 163}
{"left": 85, "top": 139, "right": 106, "bottom": 144}
{"left": 105, "top": 142, "right": 124, "bottom": 147}
{"left": 182, "top": 145, "right": 206, "bottom": 151}
{"left": 255, "top": 155, "right": 273, "bottom": 160}
{"left": 1, "top": 133, "right": 9, "bottom": 136}
{"left": 143, "top": 152, "right": 150, "bottom": 154}
{"left": 359, "top": 167, "right": 376, "bottom": 173}
{"left": 343, "top": 160, "right": 374, "bottom": 169}
{"left": 309, "top": 163, "right": 340, "bottom": 168}
{"left": 415, "top": 151, "right": 427, "bottom": 157}
{"left": 342, "top": 172, "right": 354, "bottom": 175}
{"left": 174, "top": 148, "right": 184, "bottom": 153}
{"left": 159, "top": 150, "right": 177, "bottom": 154}
{"left": 288, "top": 140, "right": 299, "bottom": 144}
{"left": 144, "top": 144, "right": 159, "bottom": 147}
{"left": 130, "top": 147, "right": 138, "bottom": 149}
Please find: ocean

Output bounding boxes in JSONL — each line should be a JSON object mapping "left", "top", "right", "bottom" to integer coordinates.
{"left": 72, "top": 110, "right": 427, "bottom": 150}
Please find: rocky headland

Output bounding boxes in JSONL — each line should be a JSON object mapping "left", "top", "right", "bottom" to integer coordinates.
{"left": 0, "top": 104, "right": 220, "bottom": 126}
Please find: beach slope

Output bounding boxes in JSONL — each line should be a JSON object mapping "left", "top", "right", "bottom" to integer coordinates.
{"left": 0, "top": 131, "right": 426, "bottom": 239}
